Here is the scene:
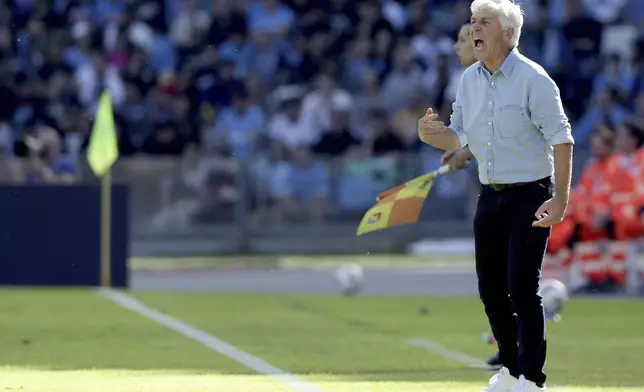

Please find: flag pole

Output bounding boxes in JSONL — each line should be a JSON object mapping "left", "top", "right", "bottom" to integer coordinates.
{"left": 100, "top": 169, "right": 112, "bottom": 287}
{"left": 88, "top": 91, "right": 118, "bottom": 287}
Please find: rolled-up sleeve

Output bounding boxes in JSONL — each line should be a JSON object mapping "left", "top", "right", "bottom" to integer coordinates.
{"left": 448, "top": 74, "right": 468, "bottom": 148}
{"left": 528, "top": 73, "right": 574, "bottom": 146}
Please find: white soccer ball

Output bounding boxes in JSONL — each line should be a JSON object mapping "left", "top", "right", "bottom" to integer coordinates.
{"left": 334, "top": 263, "right": 364, "bottom": 296}
{"left": 539, "top": 279, "right": 569, "bottom": 314}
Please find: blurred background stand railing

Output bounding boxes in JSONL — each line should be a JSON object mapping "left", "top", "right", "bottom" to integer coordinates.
{"left": 41, "top": 149, "right": 593, "bottom": 257}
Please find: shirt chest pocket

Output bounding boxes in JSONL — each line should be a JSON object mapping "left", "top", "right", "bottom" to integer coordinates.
{"left": 497, "top": 105, "right": 532, "bottom": 139}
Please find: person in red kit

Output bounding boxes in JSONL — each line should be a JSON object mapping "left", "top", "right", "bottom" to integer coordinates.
{"left": 591, "top": 119, "right": 644, "bottom": 289}
{"left": 542, "top": 126, "right": 615, "bottom": 288}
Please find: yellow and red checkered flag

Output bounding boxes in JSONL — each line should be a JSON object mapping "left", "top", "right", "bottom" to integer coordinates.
{"left": 356, "top": 165, "right": 450, "bottom": 236}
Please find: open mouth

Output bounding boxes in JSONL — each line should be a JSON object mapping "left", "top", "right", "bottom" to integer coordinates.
{"left": 474, "top": 39, "right": 484, "bottom": 50}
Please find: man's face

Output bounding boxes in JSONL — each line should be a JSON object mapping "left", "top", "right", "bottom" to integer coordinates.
{"left": 471, "top": 8, "right": 510, "bottom": 63}
{"left": 589, "top": 132, "right": 612, "bottom": 159}
{"left": 615, "top": 126, "right": 636, "bottom": 153}
{"left": 316, "top": 74, "right": 333, "bottom": 93}
{"left": 454, "top": 24, "right": 476, "bottom": 67}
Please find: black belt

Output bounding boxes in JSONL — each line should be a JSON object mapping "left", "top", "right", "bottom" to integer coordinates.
{"left": 484, "top": 177, "right": 549, "bottom": 192}
{"left": 486, "top": 182, "right": 530, "bottom": 191}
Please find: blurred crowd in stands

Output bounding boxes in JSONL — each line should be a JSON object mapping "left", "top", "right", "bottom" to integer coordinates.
{"left": 1, "top": 0, "right": 644, "bottom": 226}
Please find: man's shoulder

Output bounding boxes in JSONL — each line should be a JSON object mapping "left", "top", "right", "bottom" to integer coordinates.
{"left": 455, "top": 64, "right": 483, "bottom": 95}
{"left": 514, "top": 53, "right": 550, "bottom": 80}
{"left": 461, "top": 63, "right": 481, "bottom": 80}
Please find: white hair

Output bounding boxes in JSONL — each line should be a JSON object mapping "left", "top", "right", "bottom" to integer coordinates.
{"left": 471, "top": 0, "right": 524, "bottom": 47}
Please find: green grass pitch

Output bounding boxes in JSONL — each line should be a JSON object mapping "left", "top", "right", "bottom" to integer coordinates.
{"left": 1, "top": 288, "right": 643, "bottom": 391}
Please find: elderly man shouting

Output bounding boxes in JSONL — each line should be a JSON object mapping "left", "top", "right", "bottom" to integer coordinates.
{"left": 418, "top": 1, "right": 574, "bottom": 391}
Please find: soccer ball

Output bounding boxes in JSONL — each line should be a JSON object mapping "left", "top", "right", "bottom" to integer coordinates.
{"left": 539, "top": 278, "right": 569, "bottom": 314}
{"left": 334, "top": 263, "right": 364, "bottom": 296}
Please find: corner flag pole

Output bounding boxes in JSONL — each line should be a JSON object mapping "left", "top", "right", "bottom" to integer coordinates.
{"left": 100, "top": 170, "right": 112, "bottom": 287}
{"left": 87, "top": 91, "right": 119, "bottom": 288}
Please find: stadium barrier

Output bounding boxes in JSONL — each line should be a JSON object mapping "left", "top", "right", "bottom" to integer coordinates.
{"left": 0, "top": 151, "right": 594, "bottom": 258}
{"left": 0, "top": 185, "right": 129, "bottom": 287}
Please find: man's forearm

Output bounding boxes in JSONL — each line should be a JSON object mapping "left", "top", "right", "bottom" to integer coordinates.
{"left": 419, "top": 127, "right": 463, "bottom": 151}
{"left": 553, "top": 143, "right": 573, "bottom": 202}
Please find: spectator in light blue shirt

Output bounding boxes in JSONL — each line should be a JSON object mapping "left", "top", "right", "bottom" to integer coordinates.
{"left": 209, "top": 89, "right": 265, "bottom": 158}
{"left": 218, "top": 32, "right": 247, "bottom": 64}
{"left": 343, "top": 39, "right": 376, "bottom": 92}
{"left": 274, "top": 147, "right": 329, "bottom": 222}
{"left": 574, "top": 88, "right": 630, "bottom": 144}
{"left": 247, "top": 0, "right": 294, "bottom": 36}
{"left": 85, "top": 0, "right": 126, "bottom": 25}
{"left": 235, "top": 34, "right": 284, "bottom": 85}
{"left": 251, "top": 139, "right": 290, "bottom": 223}
{"left": 147, "top": 33, "right": 177, "bottom": 74}
{"left": 64, "top": 30, "right": 94, "bottom": 70}
{"left": 591, "top": 55, "right": 635, "bottom": 99}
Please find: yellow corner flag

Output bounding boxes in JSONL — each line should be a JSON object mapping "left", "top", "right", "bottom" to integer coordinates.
{"left": 87, "top": 92, "right": 119, "bottom": 176}
{"left": 356, "top": 165, "right": 450, "bottom": 236}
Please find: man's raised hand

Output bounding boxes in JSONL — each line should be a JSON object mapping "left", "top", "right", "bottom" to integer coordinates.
{"left": 418, "top": 108, "right": 446, "bottom": 141}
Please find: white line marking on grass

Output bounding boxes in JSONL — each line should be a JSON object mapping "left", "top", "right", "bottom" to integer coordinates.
{"left": 97, "top": 289, "right": 324, "bottom": 392}
{"left": 403, "top": 338, "right": 569, "bottom": 390}
{"left": 403, "top": 338, "right": 489, "bottom": 369}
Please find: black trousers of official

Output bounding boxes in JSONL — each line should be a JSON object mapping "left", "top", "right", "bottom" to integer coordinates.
{"left": 474, "top": 177, "right": 553, "bottom": 387}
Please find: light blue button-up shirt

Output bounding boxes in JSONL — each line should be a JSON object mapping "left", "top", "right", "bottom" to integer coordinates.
{"left": 449, "top": 49, "right": 574, "bottom": 185}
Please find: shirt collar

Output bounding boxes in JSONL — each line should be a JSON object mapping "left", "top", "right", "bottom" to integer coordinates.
{"left": 477, "top": 47, "right": 520, "bottom": 77}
